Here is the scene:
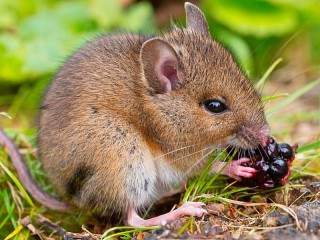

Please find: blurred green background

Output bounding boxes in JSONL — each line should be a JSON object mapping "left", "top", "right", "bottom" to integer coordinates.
{"left": 0, "top": 0, "right": 319, "bottom": 129}
{"left": 0, "top": 1, "right": 319, "bottom": 238}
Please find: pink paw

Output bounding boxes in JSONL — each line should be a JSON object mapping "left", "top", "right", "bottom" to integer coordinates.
{"left": 126, "top": 202, "right": 207, "bottom": 227}
{"left": 223, "top": 158, "right": 256, "bottom": 181}
{"left": 176, "top": 201, "right": 207, "bottom": 218}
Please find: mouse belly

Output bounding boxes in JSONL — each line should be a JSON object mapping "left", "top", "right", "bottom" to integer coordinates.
{"left": 123, "top": 155, "right": 185, "bottom": 209}
{"left": 59, "top": 156, "right": 185, "bottom": 217}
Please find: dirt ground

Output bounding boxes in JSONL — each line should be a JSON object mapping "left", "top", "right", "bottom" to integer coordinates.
{"left": 139, "top": 178, "right": 319, "bottom": 240}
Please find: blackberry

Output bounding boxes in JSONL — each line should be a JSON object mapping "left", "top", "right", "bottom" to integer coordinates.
{"left": 268, "top": 157, "right": 289, "bottom": 182}
{"left": 278, "top": 143, "right": 294, "bottom": 159}
{"left": 230, "top": 137, "right": 296, "bottom": 189}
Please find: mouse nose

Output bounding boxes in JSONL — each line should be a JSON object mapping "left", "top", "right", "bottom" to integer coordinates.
{"left": 234, "top": 124, "right": 270, "bottom": 149}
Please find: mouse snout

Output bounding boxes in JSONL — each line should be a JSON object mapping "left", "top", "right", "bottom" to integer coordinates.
{"left": 234, "top": 123, "right": 270, "bottom": 149}
{"left": 257, "top": 126, "right": 270, "bottom": 147}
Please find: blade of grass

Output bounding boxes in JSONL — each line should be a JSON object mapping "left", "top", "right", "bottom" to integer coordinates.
{"left": 193, "top": 186, "right": 251, "bottom": 202}
{"left": 0, "top": 159, "right": 34, "bottom": 207}
{"left": 291, "top": 154, "right": 320, "bottom": 179}
{"left": 201, "top": 159, "right": 232, "bottom": 194}
{"left": 101, "top": 225, "right": 159, "bottom": 239}
{"left": 296, "top": 141, "right": 320, "bottom": 153}
{"left": 177, "top": 216, "right": 193, "bottom": 236}
{"left": 220, "top": 181, "right": 240, "bottom": 193}
{"left": 198, "top": 151, "right": 237, "bottom": 196}
{"left": 256, "top": 58, "right": 283, "bottom": 89}
{"left": 4, "top": 224, "right": 24, "bottom": 240}
{"left": 1, "top": 191, "right": 16, "bottom": 229}
{"left": 0, "top": 112, "right": 12, "bottom": 119}
{"left": 3, "top": 194, "right": 17, "bottom": 227}
{"left": 182, "top": 155, "right": 218, "bottom": 202}
{"left": 266, "top": 78, "right": 320, "bottom": 115}
{"left": 261, "top": 93, "right": 289, "bottom": 103}
{"left": 183, "top": 151, "right": 237, "bottom": 202}
{"left": 3, "top": 188, "right": 18, "bottom": 229}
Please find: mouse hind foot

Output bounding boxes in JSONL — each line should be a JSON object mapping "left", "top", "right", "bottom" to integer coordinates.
{"left": 126, "top": 201, "right": 207, "bottom": 227}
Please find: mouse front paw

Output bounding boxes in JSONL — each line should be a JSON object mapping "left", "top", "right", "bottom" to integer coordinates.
{"left": 222, "top": 158, "right": 256, "bottom": 181}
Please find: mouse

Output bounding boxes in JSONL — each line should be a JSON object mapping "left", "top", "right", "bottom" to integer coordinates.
{"left": 0, "top": 2, "right": 270, "bottom": 227}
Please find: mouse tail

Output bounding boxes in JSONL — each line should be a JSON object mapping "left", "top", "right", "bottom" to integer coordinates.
{"left": 0, "top": 128, "right": 74, "bottom": 211}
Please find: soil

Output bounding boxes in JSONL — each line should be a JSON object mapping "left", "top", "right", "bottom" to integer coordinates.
{"left": 25, "top": 176, "right": 319, "bottom": 239}
{"left": 138, "top": 178, "right": 320, "bottom": 240}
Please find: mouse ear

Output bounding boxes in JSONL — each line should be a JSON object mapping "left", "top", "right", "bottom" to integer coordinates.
{"left": 185, "top": 2, "right": 210, "bottom": 37}
{"left": 140, "top": 38, "right": 185, "bottom": 94}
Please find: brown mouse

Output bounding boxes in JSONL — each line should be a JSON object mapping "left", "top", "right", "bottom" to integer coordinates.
{"left": 0, "top": 2, "right": 270, "bottom": 227}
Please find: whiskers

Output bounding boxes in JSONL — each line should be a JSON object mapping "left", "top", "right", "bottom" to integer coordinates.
{"left": 153, "top": 140, "right": 231, "bottom": 177}
{"left": 153, "top": 142, "right": 205, "bottom": 160}
{"left": 167, "top": 145, "right": 215, "bottom": 164}
{"left": 183, "top": 145, "right": 220, "bottom": 177}
{"left": 180, "top": 145, "right": 234, "bottom": 178}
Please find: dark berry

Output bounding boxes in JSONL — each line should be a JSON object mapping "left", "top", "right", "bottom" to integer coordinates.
{"left": 268, "top": 157, "right": 289, "bottom": 181}
{"left": 278, "top": 143, "right": 294, "bottom": 159}
{"left": 229, "top": 137, "right": 295, "bottom": 189}
{"left": 265, "top": 138, "right": 279, "bottom": 161}
{"left": 253, "top": 158, "right": 269, "bottom": 171}
{"left": 261, "top": 176, "right": 275, "bottom": 188}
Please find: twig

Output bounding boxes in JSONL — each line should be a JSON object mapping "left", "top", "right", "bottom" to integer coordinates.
{"left": 20, "top": 216, "right": 44, "bottom": 240}
{"left": 36, "top": 215, "right": 95, "bottom": 240}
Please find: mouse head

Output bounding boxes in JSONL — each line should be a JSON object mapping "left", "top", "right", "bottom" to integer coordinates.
{"left": 140, "top": 2, "right": 269, "bottom": 151}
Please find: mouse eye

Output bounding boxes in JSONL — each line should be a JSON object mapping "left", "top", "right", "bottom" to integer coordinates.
{"left": 203, "top": 99, "right": 227, "bottom": 114}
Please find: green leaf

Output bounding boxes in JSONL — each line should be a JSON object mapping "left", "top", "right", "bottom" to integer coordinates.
{"left": 0, "top": 190, "right": 16, "bottom": 229}
{"left": 17, "top": 10, "right": 86, "bottom": 77}
{"left": 0, "top": 34, "right": 25, "bottom": 82}
{"left": 0, "top": 0, "right": 18, "bottom": 29}
{"left": 206, "top": 0, "right": 299, "bottom": 38}
{"left": 122, "top": 2, "right": 155, "bottom": 33}
{"left": 213, "top": 28, "right": 253, "bottom": 75}
{"left": 54, "top": 1, "right": 95, "bottom": 32}
{"left": 4, "top": 224, "right": 23, "bottom": 240}
{"left": 89, "top": 0, "right": 123, "bottom": 30}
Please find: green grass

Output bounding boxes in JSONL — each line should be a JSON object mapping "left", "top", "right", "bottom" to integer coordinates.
{"left": 0, "top": 150, "right": 33, "bottom": 239}
{"left": 101, "top": 226, "right": 160, "bottom": 239}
